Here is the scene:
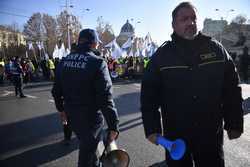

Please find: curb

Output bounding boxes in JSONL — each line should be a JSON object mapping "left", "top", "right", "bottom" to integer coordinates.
{"left": 24, "top": 82, "right": 53, "bottom": 89}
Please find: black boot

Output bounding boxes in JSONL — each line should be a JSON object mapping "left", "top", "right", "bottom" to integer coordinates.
{"left": 63, "top": 124, "right": 72, "bottom": 145}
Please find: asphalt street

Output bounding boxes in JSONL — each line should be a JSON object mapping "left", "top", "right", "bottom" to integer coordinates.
{"left": 0, "top": 81, "right": 249, "bottom": 167}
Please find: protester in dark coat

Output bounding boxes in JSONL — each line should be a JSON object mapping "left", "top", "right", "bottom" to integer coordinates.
{"left": 12, "top": 57, "right": 26, "bottom": 98}
{"left": 141, "top": 2, "right": 243, "bottom": 167}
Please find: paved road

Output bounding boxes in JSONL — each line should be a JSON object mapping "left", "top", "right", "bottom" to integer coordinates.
{"left": 0, "top": 81, "right": 249, "bottom": 167}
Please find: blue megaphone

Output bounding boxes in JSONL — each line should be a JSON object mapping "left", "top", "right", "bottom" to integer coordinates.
{"left": 156, "top": 135, "right": 186, "bottom": 160}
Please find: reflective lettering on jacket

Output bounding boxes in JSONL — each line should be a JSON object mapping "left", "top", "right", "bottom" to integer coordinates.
{"left": 63, "top": 60, "right": 86, "bottom": 69}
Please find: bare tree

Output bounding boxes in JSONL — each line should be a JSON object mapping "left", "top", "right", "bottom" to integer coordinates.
{"left": 8, "top": 22, "right": 20, "bottom": 33}
{"left": 43, "top": 14, "right": 57, "bottom": 55}
{"left": 56, "top": 10, "right": 82, "bottom": 49}
{"left": 96, "top": 16, "right": 115, "bottom": 45}
{"left": 230, "top": 14, "right": 248, "bottom": 47}
{"left": 56, "top": 10, "right": 69, "bottom": 47}
{"left": 70, "top": 15, "right": 82, "bottom": 43}
{"left": 23, "top": 13, "right": 45, "bottom": 42}
{"left": 232, "top": 14, "right": 247, "bottom": 24}
{"left": 96, "top": 16, "right": 105, "bottom": 34}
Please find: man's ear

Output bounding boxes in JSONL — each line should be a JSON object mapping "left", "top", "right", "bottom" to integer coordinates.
{"left": 90, "top": 43, "right": 98, "bottom": 49}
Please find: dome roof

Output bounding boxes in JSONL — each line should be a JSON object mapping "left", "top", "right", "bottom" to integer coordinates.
{"left": 120, "top": 20, "right": 135, "bottom": 36}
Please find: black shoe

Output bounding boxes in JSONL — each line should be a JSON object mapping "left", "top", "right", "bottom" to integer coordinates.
{"left": 20, "top": 95, "right": 27, "bottom": 98}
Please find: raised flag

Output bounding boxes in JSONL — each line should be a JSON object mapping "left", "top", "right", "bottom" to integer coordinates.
{"left": 28, "top": 42, "right": 34, "bottom": 50}
{"left": 52, "top": 44, "right": 59, "bottom": 59}
{"left": 36, "top": 41, "right": 42, "bottom": 50}
{"left": 122, "top": 37, "right": 133, "bottom": 49}
{"left": 111, "top": 39, "right": 124, "bottom": 59}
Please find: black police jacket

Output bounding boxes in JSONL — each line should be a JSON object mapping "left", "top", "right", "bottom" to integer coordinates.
{"left": 141, "top": 33, "right": 243, "bottom": 138}
{"left": 11, "top": 61, "right": 23, "bottom": 76}
{"left": 52, "top": 50, "right": 119, "bottom": 133}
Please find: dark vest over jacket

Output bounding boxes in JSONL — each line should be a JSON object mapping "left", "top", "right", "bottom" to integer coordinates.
{"left": 52, "top": 50, "right": 119, "bottom": 137}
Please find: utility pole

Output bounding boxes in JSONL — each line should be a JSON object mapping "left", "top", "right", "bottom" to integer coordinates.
{"left": 130, "top": 18, "right": 141, "bottom": 36}
{"left": 66, "top": 0, "right": 71, "bottom": 50}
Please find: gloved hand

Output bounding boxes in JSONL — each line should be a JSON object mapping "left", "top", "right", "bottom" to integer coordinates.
{"left": 108, "top": 130, "right": 119, "bottom": 143}
{"left": 227, "top": 129, "right": 242, "bottom": 140}
{"left": 60, "top": 111, "right": 68, "bottom": 125}
{"left": 147, "top": 133, "right": 158, "bottom": 145}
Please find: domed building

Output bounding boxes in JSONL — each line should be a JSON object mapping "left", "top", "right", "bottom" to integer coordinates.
{"left": 116, "top": 20, "right": 135, "bottom": 46}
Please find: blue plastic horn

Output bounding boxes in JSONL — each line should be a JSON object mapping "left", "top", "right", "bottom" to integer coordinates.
{"left": 156, "top": 135, "right": 186, "bottom": 160}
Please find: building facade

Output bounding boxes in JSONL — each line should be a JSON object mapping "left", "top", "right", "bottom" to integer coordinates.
{"left": 202, "top": 18, "right": 228, "bottom": 39}
{"left": 116, "top": 20, "right": 135, "bottom": 46}
{"left": 0, "top": 27, "right": 26, "bottom": 48}
{"left": 202, "top": 18, "right": 250, "bottom": 55}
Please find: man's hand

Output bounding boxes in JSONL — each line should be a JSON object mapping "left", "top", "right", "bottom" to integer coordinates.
{"left": 60, "top": 111, "right": 67, "bottom": 124}
{"left": 108, "top": 130, "right": 119, "bottom": 143}
{"left": 227, "top": 130, "right": 242, "bottom": 140}
{"left": 147, "top": 133, "right": 158, "bottom": 145}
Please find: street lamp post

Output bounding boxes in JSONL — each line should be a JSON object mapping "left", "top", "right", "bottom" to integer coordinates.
{"left": 82, "top": 8, "right": 90, "bottom": 28}
{"left": 65, "top": 0, "right": 74, "bottom": 50}
{"left": 215, "top": 9, "right": 234, "bottom": 20}
{"left": 130, "top": 18, "right": 141, "bottom": 35}
{"left": 215, "top": 9, "right": 235, "bottom": 43}
{"left": 135, "top": 21, "right": 141, "bottom": 30}
{"left": 60, "top": 0, "right": 73, "bottom": 50}
{"left": 67, "top": 17, "right": 71, "bottom": 50}
{"left": 226, "top": 9, "right": 235, "bottom": 21}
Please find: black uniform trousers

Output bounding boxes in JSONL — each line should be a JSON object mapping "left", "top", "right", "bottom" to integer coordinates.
{"left": 77, "top": 132, "right": 102, "bottom": 167}
{"left": 63, "top": 118, "right": 72, "bottom": 141}
{"left": 67, "top": 112, "right": 103, "bottom": 167}
{"left": 12, "top": 75, "right": 24, "bottom": 97}
{"left": 165, "top": 128, "right": 224, "bottom": 167}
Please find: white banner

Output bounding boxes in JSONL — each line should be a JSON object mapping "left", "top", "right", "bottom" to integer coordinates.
{"left": 122, "top": 37, "right": 133, "bottom": 49}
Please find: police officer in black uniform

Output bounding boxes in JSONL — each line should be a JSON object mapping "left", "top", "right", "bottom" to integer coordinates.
{"left": 61, "top": 43, "right": 78, "bottom": 145}
{"left": 141, "top": 2, "right": 243, "bottom": 167}
{"left": 52, "top": 29, "right": 119, "bottom": 167}
{"left": 12, "top": 56, "right": 26, "bottom": 98}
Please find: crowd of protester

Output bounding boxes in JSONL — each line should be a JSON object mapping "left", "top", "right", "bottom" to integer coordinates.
{"left": 0, "top": 46, "right": 249, "bottom": 86}
{"left": 0, "top": 56, "right": 56, "bottom": 85}
{"left": 105, "top": 56, "right": 150, "bottom": 80}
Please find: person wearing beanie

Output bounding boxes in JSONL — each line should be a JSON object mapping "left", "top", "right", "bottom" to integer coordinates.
{"left": 52, "top": 28, "right": 119, "bottom": 167}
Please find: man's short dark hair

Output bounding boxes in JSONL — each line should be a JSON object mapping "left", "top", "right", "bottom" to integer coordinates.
{"left": 172, "top": 2, "right": 196, "bottom": 22}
